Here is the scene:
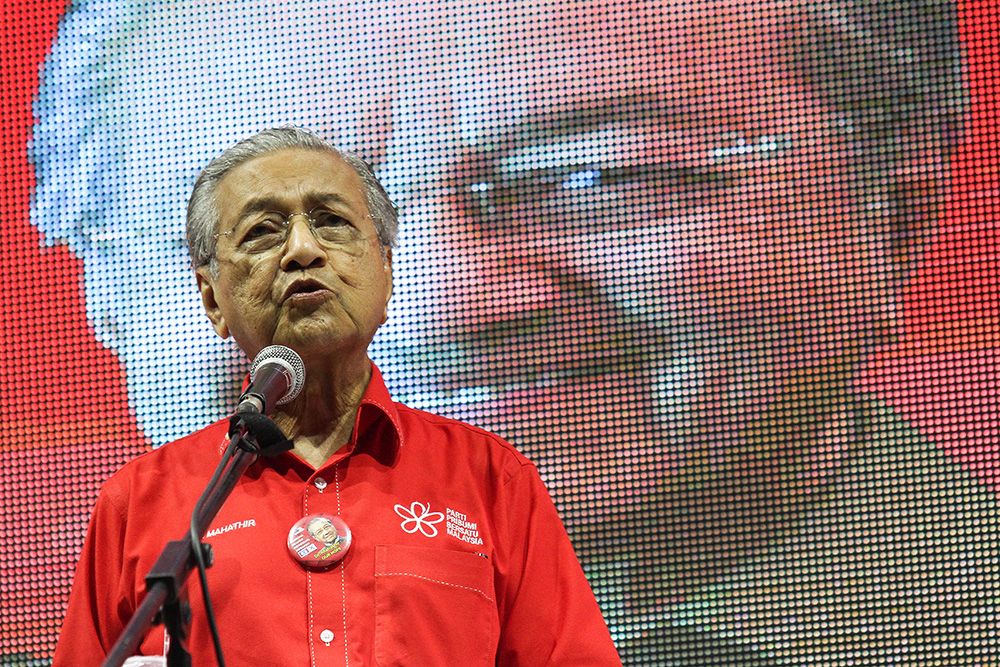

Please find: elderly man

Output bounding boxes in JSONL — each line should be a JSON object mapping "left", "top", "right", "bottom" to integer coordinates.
{"left": 388, "top": 1, "right": 1000, "bottom": 661}
{"left": 52, "top": 127, "right": 620, "bottom": 665}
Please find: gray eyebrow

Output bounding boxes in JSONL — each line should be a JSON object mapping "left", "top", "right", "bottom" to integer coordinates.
{"left": 455, "top": 94, "right": 696, "bottom": 180}
{"left": 234, "top": 192, "right": 357, "bottom": 223}
{"left": 234, "top": 196, "right": 286, "bottom": 223}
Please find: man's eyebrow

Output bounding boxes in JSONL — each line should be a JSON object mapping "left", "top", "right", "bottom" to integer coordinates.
{"left": 306, "top": 192, "right": 358, "bottom": 211}
{"left": 234, "top": 196, "right": 285, "bottom": 222}
{"left": 234, "top": 193, "right": 357, "bottom": 222}
{"left": 454, "top": 94, "right": 694, "bottom": 178}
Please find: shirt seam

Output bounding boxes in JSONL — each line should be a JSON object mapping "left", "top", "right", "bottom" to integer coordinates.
{"left": 373, "top": 571, "right": 496, "bottom": 602}
{"left": 305, "top": 490, "right": 317, "bottom": 667}
{"left": 336, "top": 462, "right": 349, "bottom": 666}
{"left": 394, "top": 404, "right": 534, "bottom": 484}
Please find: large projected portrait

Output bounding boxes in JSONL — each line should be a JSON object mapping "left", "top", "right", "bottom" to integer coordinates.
{"left": 3, "top": 0, "right": 998, "bottom": 664}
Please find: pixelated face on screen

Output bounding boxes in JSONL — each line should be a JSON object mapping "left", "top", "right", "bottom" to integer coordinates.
{"left": 406, "top": 0, "right": 937, "bottom": 493}
{"left": 31, "top": 0, "right": 958, "bottom": 608}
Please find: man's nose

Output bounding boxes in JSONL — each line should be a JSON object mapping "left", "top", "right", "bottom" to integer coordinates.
{"left": 280, "top": 215, "right": 326, "bottom": 270}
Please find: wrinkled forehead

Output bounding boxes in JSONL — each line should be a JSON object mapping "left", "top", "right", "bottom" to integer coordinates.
{"left": 430, "top": 0, "right": 784, "bottom": 127}
{"left": 52, "top": 0, "right": 791, "bottom": 159}
{"left": 34, "top": 0, "right": 798, "bottom": 248}
{"left": 377, "top": 0, "right": 798, "bottom": 189}
{"left": 214, "top": 148, "right": 369, "bottom": 219}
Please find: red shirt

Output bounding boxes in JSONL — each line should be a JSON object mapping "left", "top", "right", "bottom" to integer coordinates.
{"left": 54, "top": 365, "right": 620, "bottom": 666}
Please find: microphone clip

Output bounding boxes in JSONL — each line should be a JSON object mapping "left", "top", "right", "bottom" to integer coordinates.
{"left": 228, "top": 412, "right": 293, "bottom": 458}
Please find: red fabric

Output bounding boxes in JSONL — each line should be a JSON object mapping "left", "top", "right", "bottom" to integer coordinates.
{"left": 53, "top": 365, "right": 620, "bottom": 666}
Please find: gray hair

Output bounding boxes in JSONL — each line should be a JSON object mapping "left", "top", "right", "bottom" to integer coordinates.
{"left": 186, "top": 126, "right": 398, "bottom": 272}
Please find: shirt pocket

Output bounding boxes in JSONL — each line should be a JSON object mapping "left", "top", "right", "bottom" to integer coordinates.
{"left": 374, "top": 544, "right": 498, "bottom": 666}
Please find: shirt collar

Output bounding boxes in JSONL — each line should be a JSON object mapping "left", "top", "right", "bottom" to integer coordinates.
{"left": 348, "top": 362, "right": 404, "bottom": 453}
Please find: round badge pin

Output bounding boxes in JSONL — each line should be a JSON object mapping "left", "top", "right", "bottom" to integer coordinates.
{"left": 287, "top": 514, "right": 352, "bottom": 569}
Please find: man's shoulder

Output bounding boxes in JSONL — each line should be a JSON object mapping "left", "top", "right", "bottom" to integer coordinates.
{"left": 674, "top": 401, "right": 1000, "bottom": 663}
{"left": 848, "top": 400, "right": 998, "bottom": 508}
{"left": 392, "top": 401, "right": 534, "bottom": 468}
{"left": 104, "top": 419, "right": 231, "bottom": 489}
{"left": 84, "top": 419, "right": 231, "bottom": 527}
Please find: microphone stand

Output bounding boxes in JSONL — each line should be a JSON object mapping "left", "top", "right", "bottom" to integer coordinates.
{"left": 102, "top": 413, "right": 292, "bottom": 667}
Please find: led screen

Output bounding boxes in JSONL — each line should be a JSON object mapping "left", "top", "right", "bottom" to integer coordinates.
{"left": 1, "top": 0, "right": 998, "bottom": 664}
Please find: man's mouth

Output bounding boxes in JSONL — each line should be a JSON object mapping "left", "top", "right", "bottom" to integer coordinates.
{"left": 282, "top": 278, "right": 332, "bottom": 304}
{"left": 417, "top": 291, "right": 652, "bottom": 403}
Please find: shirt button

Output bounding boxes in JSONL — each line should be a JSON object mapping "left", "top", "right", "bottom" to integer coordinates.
{"left": 314, "top": 477, "right": 328, "bottom": 491}
{"left": 319, "top": 629, "right": 335, "bottom": 645}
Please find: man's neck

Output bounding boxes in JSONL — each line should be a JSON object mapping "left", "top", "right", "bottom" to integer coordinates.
{"left": 291, "top": 428, "right": 353, "bottom": 469}
{"left": 273, "top": 356, "right": 373, "bottom": 469}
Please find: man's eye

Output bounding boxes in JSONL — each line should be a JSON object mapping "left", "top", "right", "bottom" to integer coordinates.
{"left": 311, "top": 210, "right": 358, "bottom": 244}
{"left": 310, "top": 209, "right": 349, "bottom": 229}
{"left": 548, "top": 163, "right": 732, "bottom": 193}
{"left": 240, "top": 219, "right": 284, "bottom": 244}
{"left": 605, "top": 164, "right": 731, "bottom": 190}
{"left": 463, "top": 161, "right": 734, "bottom": 225}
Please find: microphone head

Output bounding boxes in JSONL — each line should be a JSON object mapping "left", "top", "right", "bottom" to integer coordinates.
{"left": 250, "top": 345, "right": 306, "bottom": 405}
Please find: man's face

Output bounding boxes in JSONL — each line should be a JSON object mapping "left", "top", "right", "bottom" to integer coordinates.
{"left": 33, "top": 0, "right": 930, "bottom": 582}
{"left": 308, "top": 518, "right": 339, "bottom": 545}
{"left": 385, "top": 0, "right": 897, "bottom": 529}
{"left": 197, "top": 148, "right": 393, "bottom": 363}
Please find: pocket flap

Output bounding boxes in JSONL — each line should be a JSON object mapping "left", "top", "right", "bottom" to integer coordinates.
{"left": 375, "top": 544, "right": 494, "bottom": 601}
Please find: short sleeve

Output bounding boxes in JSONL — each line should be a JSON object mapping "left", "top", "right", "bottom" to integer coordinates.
{"left": 494, "top": 464, "right": 621, "bottom": 666}
{"left": 53, "top": 481, "right": 133, "bottom": 666}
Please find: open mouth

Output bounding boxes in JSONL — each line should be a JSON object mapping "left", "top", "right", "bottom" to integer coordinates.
{"left": 282, "top": 278, "right": 331, "bottom": 303}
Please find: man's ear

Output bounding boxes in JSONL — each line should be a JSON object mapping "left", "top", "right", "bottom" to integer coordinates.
{"left": 381, "top": 247, "right": 393, "bottom": 324}
{"left": 195, "top": 267, "right": 230, "bottom": 339}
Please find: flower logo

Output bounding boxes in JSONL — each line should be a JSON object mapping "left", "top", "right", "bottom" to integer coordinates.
{"left": 394, "top": 501, "right": 445, "bottom": 538}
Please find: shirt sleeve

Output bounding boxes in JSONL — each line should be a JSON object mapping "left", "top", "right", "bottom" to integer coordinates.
{"left": 494, "top": 463, "right": 622, "bottom": 666}
{"left": 53, "top": 481, "right": 133, "bottom": 666}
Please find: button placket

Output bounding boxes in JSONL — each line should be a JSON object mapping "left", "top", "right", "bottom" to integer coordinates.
{"left": 304, "top": 465, "right": 349, "bottom": 665}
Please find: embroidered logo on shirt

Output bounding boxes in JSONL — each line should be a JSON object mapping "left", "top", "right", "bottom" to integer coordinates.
{"left": 394, "top": 501, "right": 444, "bottom": 538}
{"left": 445, "top": 508, "right": 484, "bottom": 546}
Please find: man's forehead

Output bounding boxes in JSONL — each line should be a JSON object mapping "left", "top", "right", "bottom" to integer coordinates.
{"left": 39, "top": 0, "right": 805, "bottom": 217}
{"left": 215, "top": 148, "right": 366, "bottom": 212}
{"left": 389, "top": 0, "right": 795, "bottom": 142}
{"left": 90, "top": 0, "right": 795, "bottom": 148}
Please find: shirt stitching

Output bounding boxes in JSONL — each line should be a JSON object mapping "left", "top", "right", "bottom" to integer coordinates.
{"left": 305, "top": 490, "right": 317, "bottom": 667}
{"left": 359, "top": 399, "right": 403, "bottom": 450}
{"left": 393, "top": 404, "right": 532, "bottom": 475}
{"left": 374, "top": 572, "right": 495, "bottom": 602}
{"left": 336, "top": 463, "right": 349, "bottom": 667}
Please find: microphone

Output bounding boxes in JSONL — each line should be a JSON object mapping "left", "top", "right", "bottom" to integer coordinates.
{"left": 237, "top": 345, "right": 306, "bottom": 415}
